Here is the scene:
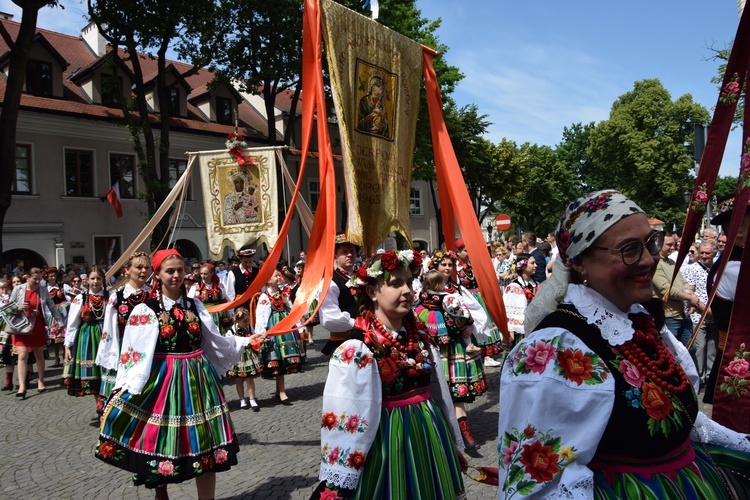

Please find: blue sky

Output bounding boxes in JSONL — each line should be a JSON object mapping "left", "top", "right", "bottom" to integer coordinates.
{"left": 417, "top": 0, "right": 744, "bottom": 177}
{"left": 5, "top": 0, "right": 744, "bottom": 177}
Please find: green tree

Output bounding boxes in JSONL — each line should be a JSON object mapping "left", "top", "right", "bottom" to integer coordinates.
{"left": 502, "top": 143, "right": 578, "bottom": 235}
{"left": 211, "top": 0, "right": 303, "bottom": 147}
{"left": 587, "top": 79, "right": 710, "bottom": 228}
{"left": 87, "top": 0, "right": 218, "bottom": 249}
{"left": 0, "top": 0, "right": 59, "bottom": 256}
{"left": 556, "top": 122, "right": 598, "bottom": 190}
{"left": 708, "top": 43, "right": 744, "bottom": 128}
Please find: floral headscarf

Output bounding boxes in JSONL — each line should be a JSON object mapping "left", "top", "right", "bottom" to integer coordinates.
{"left": 556, "top": 190, "right": 644, "bottom": 267}
{"left": 525, "top": 190, "right": 644, "bottom": 333}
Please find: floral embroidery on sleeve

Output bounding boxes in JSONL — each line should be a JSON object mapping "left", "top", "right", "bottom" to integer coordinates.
{"left": 321, "top": 411, "right": 369, "bottom": 433}
{"left": 119, "top": 346, "right": 146, "bottom": 370}
{"left": 332, "top": 343, "right": 373, "bottom": 368}
{"left": 508, "top": 336, "right": 609, "bottom": 386}
{"left": 321, "top": 443, "right": 367, "bottom": 471}
{"left": 501, "top": 426, "right": 577, "bottom": 498}
{"left": 555, "top": 348, "right": 608, "bottom": 385}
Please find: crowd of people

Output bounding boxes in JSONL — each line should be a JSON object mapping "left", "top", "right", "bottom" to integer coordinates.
{"left": 1, "top": 189, "right": 750, "bottom": 499}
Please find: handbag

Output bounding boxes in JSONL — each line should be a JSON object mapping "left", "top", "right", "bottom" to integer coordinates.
{"left": 0, "top": 300, "right": 35, "bottom": 336}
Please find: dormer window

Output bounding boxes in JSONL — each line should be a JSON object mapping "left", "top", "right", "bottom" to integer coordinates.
{"left": 26, "top": 59, "right": 52, "bottom": 97}
{"left": 168, "top": 87, "right": 180, "bottom": 116}
{"left": 101, "top": 73, "right": 122, "bottom": 108}
{"left": 216, "top": 96, "right": 233, "bottom": 125}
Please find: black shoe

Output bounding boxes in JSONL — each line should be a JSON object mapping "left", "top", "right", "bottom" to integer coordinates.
{"left": 37, "top": 387, "right": 48, "bottom": 393}
{"left": 15, "top": 391, "right": 26, "bottom": 400}
{"left": 1, "top": 384, "right": 12, "bottom": 391}
{"left": 249, "top": 399, "right": 260, "bottom": 412}
{"left": 276, "top": 394, "right": 292, "bottom": 406}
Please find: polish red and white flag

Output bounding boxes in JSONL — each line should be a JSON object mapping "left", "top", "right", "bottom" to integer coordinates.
{"left": 105, "top": 182, "right": 123, "bottom": 218}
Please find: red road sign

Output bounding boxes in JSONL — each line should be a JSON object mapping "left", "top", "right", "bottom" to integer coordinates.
{"left": 495, "top": 213, "right": 511, "bottom": 231}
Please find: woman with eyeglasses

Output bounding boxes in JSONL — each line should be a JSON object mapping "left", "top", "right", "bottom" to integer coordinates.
{"left": 498, "top": 190, "right": 750, "bottom": 498}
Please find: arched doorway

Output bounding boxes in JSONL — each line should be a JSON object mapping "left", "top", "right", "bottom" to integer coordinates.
{"left": 412, "top": 239, "right": 429, "bottom": 253}
{"left": 173, "top": 239, "right": 201, "bottom": 263}
{"left": 1, "top": 248, "right": 47, "bottom": 276}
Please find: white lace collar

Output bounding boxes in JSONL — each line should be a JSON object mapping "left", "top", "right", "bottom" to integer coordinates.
{"left": 122, "top": 282, "right": 150, "bottom": 298}
{"left": 563, "top": 284, "right": 647, "bottom": 346}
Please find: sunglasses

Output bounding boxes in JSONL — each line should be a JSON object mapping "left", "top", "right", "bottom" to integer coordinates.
{"left": 689, "top": 250, "right": 695, "bottom": 255}
{"left": 72, "top": 279, "right": 81, "bottom": 283}
{"left": 591, "top": 230, "right": 665, "bottom": 266}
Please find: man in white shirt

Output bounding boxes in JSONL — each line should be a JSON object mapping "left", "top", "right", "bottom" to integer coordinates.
{"left": 319, "top": 235, "right": 359, "bottom": 356}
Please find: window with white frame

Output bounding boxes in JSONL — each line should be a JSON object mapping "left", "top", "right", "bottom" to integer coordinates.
{"left": 14, "top": 144, "right": 32, "bottom": 194}
{"left": 64, "top": 149, "right": 94, "bottom": 197}
{"left": 410, "top": 187, "right": 423, "bottom": 215}
{"left": 109, "top": 153, "right": 136, "bottom": 198}
{"left": 308, "top": 179, "right": 320, "bottom": 213}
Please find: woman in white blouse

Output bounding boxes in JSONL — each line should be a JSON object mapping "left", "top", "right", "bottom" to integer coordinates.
{"left": 498, "top": 190, "right": 750, "bottom": 498}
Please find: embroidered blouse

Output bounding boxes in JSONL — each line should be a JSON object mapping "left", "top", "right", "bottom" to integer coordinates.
{"left": 95, "top": 283, "right": 150, "bottom": 371}
{"left": 64, "top": 289, "right": 106, "bottom": 347}
{"left": 112, "top": 295, "right": 251, "bottom": 395}
{"left": 318, "top": 319, "right": 462, "bottom": 491}
{"left": 498, "top": 284, "right": 750, "bottom": 498}
{"left": 254, "top": 290, "right": 292, "bottom": 336}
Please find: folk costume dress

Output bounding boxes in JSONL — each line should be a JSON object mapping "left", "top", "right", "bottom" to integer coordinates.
{"left": 95, "top": 295, "right": 251, "bottom": 488}
{"left": 312, "top": 314, "right": 466, "bottom": 499}
{"left": 64, "top": 290, "right": 107, "bottom": 396}
{"left": 456, "top": 260, "right": 503, "bottom": 356}
{"left": 96, "top": 283, "right": 150, "bottom": 408}
{"left": 188, "top": 281, "right": 232, "bottom": 334}
{"left": 498, "top": 285, "right": 750, "bottom": 498}
{"left": 503, "top": 276, "right": 538, "bottom": 340}
{"left": 45, "top": 284, "right": 69, "bottom": 345}
{"left": 255, "top": 290, "right": 304, "bottom": 378}
{"left": 226, "top": 323, "right": 262, "bottom": 378}
{"left": 415, "top": 288, "right": 488, "bottom": 402}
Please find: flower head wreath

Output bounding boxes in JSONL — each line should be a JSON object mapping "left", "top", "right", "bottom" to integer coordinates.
{"left": 424, "top": 249, "right": 457, "bottom": 271}
{"left": 346, "top": 249, "right": 423, "bottom": 301}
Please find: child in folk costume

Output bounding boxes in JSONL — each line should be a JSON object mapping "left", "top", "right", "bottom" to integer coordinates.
{"left": 95, "top": 252, "right": 151, "bottom": 413}
{"left": 64, "top": 267, "right": 108, "bottom": 412}
{"left": 417, "top": 270, "right": 476, "bottom": 350}
{"left": 255, "top": 270, "right": 304, "bottom": 405}
{"left": 188, "top": 262, "right": 232, "bottom": 334}
{"left": 43, "top": 268, "right": 69, "bottom": 366}
{"left": 416, "top": 252, "right": 489, "bottom": 450}
{"left": 455, "top": 239, "right": 503, "bottom": 366}
{"left": 226, "top": 307, "right": 264, "bottom": 411}
{"left": 503, "top": 252, "right": 539, "bottom": 343}
{"left": 95, "top": 249, "right": 253, "bottom": 498}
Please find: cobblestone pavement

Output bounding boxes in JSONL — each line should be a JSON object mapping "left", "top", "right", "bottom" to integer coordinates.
{"left": 0, "top": 327, "right": 502, "bottom": 500}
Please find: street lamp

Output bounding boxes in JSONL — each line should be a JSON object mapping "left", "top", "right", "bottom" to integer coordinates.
{"left": 486, "top": 221, "right": 493, "bottom": 242}
{"left": 683, "top": 189, "right": 692, "bottom": 207}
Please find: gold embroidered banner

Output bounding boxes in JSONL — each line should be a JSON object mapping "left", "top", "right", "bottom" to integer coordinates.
{"left": 195, "top": 148, "right": 278, "bottom": 259}
{"left": 321, "top": 0, "right": 422, "bottom": 252}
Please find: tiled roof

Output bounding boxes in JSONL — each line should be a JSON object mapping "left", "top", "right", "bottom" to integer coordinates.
{"left": 0, "top": 18, "right": 267, "bottom": 140}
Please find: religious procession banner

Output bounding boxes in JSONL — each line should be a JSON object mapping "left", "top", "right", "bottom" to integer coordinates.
{"left": 321, "top": 0, "right": 423, "bottom": 252}
{"left": 195, "top": 148, "right": 278, "bottom": 260}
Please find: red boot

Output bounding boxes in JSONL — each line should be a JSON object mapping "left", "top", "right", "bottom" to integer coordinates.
{"left": 458, "top": 417, "right": 479, "bottom": 450}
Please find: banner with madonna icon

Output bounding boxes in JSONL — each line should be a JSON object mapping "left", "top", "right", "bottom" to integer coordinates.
{"left": 321, "top": 0, "right": 423, "bottom": 252}
{"left": 195, "top": 147, "right": 278, "bottom": 260}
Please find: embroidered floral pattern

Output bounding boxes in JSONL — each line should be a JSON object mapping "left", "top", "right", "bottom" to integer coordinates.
{"left": 321, "top": 443, "right": 367, "bottom": 471}
{"left": 609, "top": 352, "right": 686, "bottom": 438}
{"left": 147, "top": 459, "right": 179, "bottom": 477}
{"left": 501, "top": 426, "right": 576, "bottom": 498}
{"left": 320, "top": 410, "right": 369, "bottom": 434}
{"left": 95, "top": 440, "right": 124, "bottom": 461}
{"left": 741, "top": 139, "right": 750, "bottom": 189}
{"left": 119, "top": 346, "right": 146, "bottom": 370}
{"left": 691, "top": 182, "right": 709, "bottom": 212}
{"left": 332, "top": 343, "right": 373, "bottom": 368}
{"left": 555, "top": 348, "right": 608, "bottom": 386}
{"left": 719, "top": 72, "right": 741, "bottom": 105}
{"left": 720, "top": 343, "right": 750, "bottom": 399}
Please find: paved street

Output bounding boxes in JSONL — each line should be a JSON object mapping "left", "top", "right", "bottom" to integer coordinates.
{"left": 0, "top": 327, "right": 502, "bottom": 499}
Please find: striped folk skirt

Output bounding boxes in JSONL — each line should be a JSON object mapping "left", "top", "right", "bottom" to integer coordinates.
{"left": 95, "top": 349, "right": 239, "bottom": 488}
{"left": 353, "top": 396, "right": 466, "bottom": 499}
{"left": 64, "top": 321, "right": 103, "bottom": 396}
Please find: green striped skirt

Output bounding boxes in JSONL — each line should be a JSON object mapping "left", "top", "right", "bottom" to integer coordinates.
{"left": 353, "top": 397, "right": 466, "bottom": 499}
{"left": 64, "top": 321, "right": 103, "bottom": 396}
